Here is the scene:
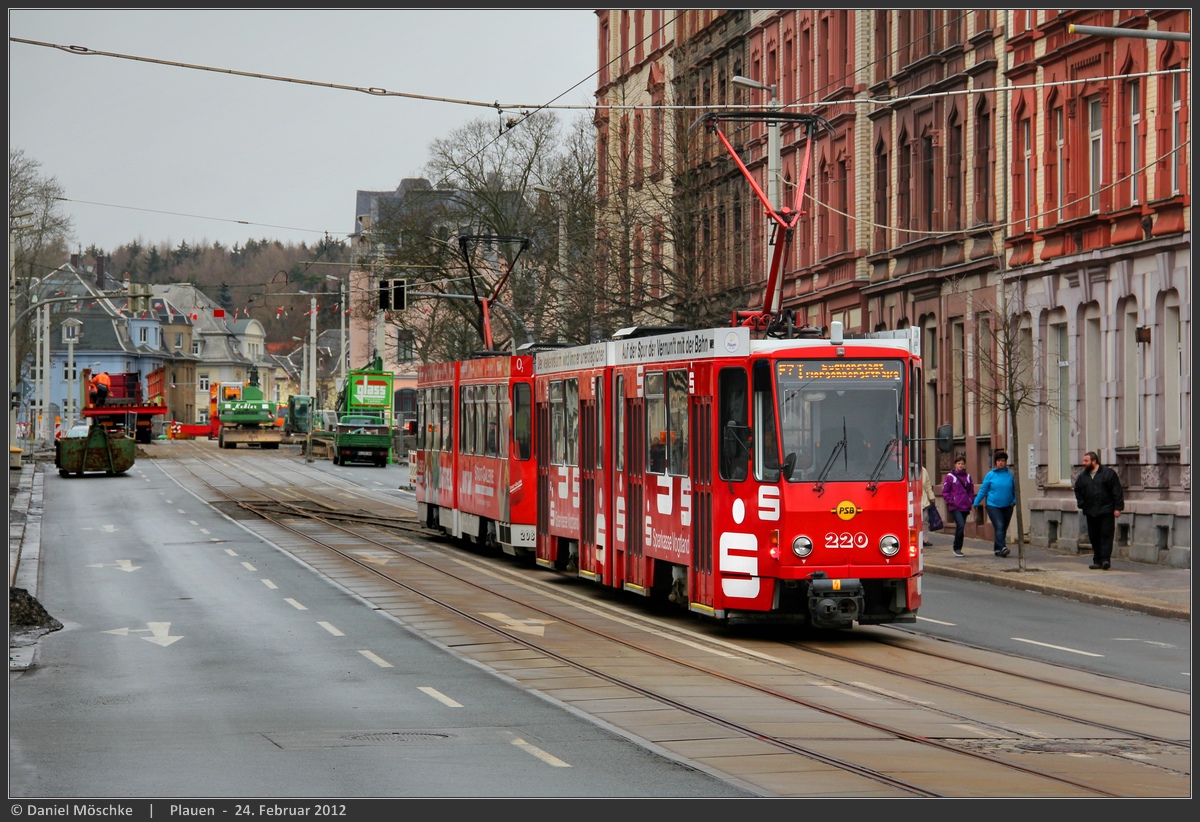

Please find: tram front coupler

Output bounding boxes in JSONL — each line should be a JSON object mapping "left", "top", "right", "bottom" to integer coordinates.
{"left": 806, "top": 573, "right": 864, "bottom": 629}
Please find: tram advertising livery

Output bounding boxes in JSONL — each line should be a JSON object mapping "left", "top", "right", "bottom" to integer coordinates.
{"left": 413, "top": 108, "right": 951, "bottom": 630}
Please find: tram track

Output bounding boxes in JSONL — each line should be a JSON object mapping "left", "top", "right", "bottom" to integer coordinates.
{"left": 154, "top": 447, "right": 1189, "bottom": 797}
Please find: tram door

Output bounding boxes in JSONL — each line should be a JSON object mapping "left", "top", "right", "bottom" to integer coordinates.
{"left": 534, "top": 394, "right": 552, "bottom": 564}
{"left": 623, "top": 387, "right": 647, "bottom": 592}
{"left": 690, "top": 390, "right": 715, "bottom": 606}
{"left": 579, "top": 385, "right": 599, "bottom": 578}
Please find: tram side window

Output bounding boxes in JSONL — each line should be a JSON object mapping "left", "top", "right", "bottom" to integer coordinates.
{"left": 474, "top": 386, "right": 486, "bottom": 456}
{"left": 594, "top": 376, "right": 604, "bottom": 469}
{"left": 486, "top": 384, "right": 499, "bottom": 457}
{"left": 513, "top": 382, "right": 531, "bottom": 461}
{"left": 718, "top": 367, "right": 750, "bottom": 481}
{"left": 667, "top": 368, "right": 689, "bottom": 476}
{"left": 753, "top": 360, "right": 781, "bottom": 482}
{"left": 646, "top": 371, "right": 667, "bottom": 474}
{"left": 614, "top": 374, "right": 625, "bottom": 471}
{"left": 440, "top": 386, "right": 452, "bottom": 453}
{"left": 460, "top": 385, "right": 473, "bottom": 455}
{"left": 550, "top": 381, "right": 566, "bottom": 466}
{"left": 564, "top": 378, "right": 579, "bottom": 467}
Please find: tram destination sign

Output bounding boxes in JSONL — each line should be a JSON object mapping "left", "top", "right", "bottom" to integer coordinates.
{"left": 778, "top": 360, "right": 902, "bottom": 380}
{"left": 614, "top": 327, "right": 750, "bottom": 366}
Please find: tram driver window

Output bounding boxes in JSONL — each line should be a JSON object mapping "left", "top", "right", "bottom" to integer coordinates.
{"left": 718, "top": 367, "right": 750, "bottom": 481}
{"left": 753, "top": 361, "right": 781, "bottom": 482}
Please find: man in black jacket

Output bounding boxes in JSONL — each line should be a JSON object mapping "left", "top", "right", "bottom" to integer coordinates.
{"left": 1074, "top": 451, "right": 1124, "bottom": 570}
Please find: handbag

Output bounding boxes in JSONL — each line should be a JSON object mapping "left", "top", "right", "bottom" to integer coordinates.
{"left": 926, "top": 504, "right": 944, "bottom": 531}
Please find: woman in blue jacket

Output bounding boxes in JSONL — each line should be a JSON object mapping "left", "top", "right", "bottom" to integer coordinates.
{"left": 973, "top": 450, "right": 1015, "bottom": 557}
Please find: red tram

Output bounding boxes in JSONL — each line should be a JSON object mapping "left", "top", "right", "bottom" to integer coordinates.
{"left": 413, "top": 321, "right": 945, "bottom": 629}
{"left": 414, "top": 353, "right": 538, "bottom": 557}
{"left": 410, "top": 108, "right": 950, "bottom": 629}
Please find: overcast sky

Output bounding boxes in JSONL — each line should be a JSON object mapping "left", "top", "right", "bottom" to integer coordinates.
{"left": 9, "top": 9, "right": 599, "bottom": 253}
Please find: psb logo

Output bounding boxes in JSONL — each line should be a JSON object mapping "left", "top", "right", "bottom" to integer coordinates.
{"left": 832, "top": 500, "right": 861, "bottom": 521}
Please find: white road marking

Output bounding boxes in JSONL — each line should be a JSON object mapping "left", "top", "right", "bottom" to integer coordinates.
{"left": 177, "top": 509, "right": 187, "bottom": 514}
{"left": 512, "top": 738, "right": 570, "bottom": 767}
{"left": 851, "top": 682, "right": 933, "bottom": 705}
{"left": 1012, "top": 637, "right": 1104, "bottom": 657}
{"left": 241, "top": 562, "right": 256, "bottom": 571}
{"left": 817, "top": 684, "right": 878, "bottom": 701}
{"left": 358, "top": 650, "right": 392, "bottom": 668}
{"left": 318, "top": 621, "right": 344, "bottom": 636}
{"left": 261, "top": 579, "right": 277, "bottom": 590}
{"left": 224, "top": 549, "right": 238, "bottom": 556}
{"left": 284, "top": 598, "right": 308, "bottom": 611}
{"left": 1113, "top": 638, "right": 1178, "bottom": 649}
{"left": 189, "top": 520, "right": 199, "bottom": 526}
{"left": 199, "top": 528, "right": 210, "bottom": 534}
{"left": 419, "top": 687, "right": 462, "bottom": 707}
{"left": 916, "top": 615, "right": 956, "bottom": 626}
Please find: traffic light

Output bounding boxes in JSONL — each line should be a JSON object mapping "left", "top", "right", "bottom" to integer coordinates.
{"left": 378, "top": 278, "right": 407, "bottom": 311}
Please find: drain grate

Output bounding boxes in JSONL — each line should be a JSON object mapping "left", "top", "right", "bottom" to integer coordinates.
{"left": 340, "top": 731, "right": 453, "bottom": 743}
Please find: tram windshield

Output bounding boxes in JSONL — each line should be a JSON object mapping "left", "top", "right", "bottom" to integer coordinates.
{"left": 774, "top": 359, "right": 905, "bottom": 483}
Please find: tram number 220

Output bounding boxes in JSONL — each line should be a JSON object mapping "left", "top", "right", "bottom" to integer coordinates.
{"left": 825, "top": 532, "right": 869, "bottom": 549}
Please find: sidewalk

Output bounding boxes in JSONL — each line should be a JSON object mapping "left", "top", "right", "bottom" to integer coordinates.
{"left": 921, "top": 528, "right": 1190, "bottom": 621}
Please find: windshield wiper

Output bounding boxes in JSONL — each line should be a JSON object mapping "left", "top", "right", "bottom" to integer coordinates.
{"left": 813, "top": 417, "right": 848, "bottom": 496}
{"left": 866, "top": 436, "right": 901, "bottom": 493}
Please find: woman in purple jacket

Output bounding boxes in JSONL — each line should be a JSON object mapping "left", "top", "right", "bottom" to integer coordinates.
{"left": 941, "top": 455, "right": 975, "bottom": 556}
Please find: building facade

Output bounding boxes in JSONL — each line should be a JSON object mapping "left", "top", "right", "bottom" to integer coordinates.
{"left": 597, "top": 9, "right": 1189, "bottom": 566}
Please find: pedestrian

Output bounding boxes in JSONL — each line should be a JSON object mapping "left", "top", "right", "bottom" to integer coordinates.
{"left": 920, "top": 465, "right": 942, "bottom": 532}
{"left": 973, "top": 449, "right": 1015, "bottom": 557}
{"left": 1073, "top": 450, "right": 1124, "bottom": 570}
{"left": 942, "top": 454, "right": 975, "bottom": 557}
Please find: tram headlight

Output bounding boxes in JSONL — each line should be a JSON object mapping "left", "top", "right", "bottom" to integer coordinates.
{"left": 791, "top": 535, "right": 814, "bottom": 558}
{"left": 879, "top": 535, "right": 901, "bottom": 557}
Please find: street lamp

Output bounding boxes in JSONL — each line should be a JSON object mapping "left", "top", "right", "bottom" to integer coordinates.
{"left": 732, "top": 75, "right": 782, "bottom": 312}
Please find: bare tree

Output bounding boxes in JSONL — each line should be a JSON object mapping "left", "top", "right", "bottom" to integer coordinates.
{"left": 955, "top": 282, "right": 1068, "bottom": 571}
{"left": 9, "top": 148, "right": 74, "bottom": 391}
{"left": 365, "top": 110, "right": 595, "bottom": 357}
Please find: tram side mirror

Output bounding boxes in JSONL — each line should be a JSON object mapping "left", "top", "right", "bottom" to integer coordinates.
{"left": 781, "top": 452, "right": 796, "bottom": 481}
{"left": 722, "top": 421, "right": 752, "bottom": 461}
{"left": 936, "top": 424, "right": 954, "bottom": 453}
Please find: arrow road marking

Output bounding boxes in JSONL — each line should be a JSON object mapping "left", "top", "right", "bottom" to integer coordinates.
{"left": 86, "top": 560, "right": 141, "bottom": 572}
{"left": 103, "top": 622, "right": 183, "bottom": 646}
{"left": 481, "top": 612, "right": 555, "bottom": 636}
